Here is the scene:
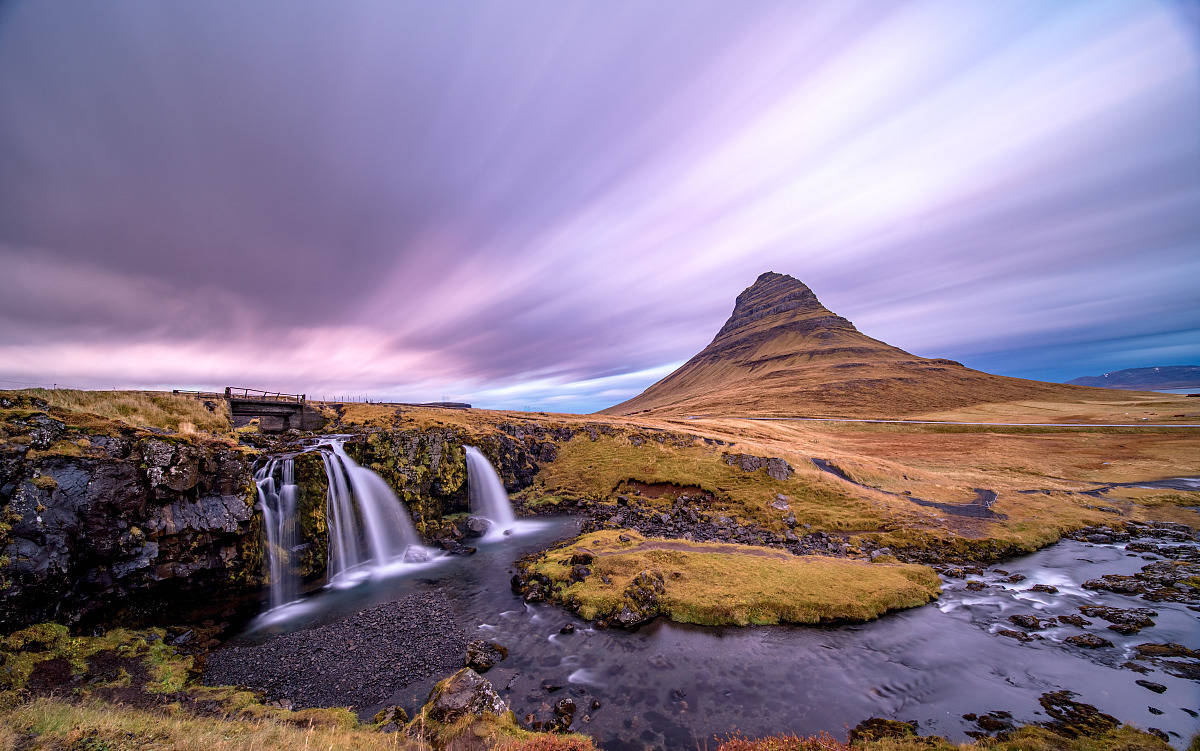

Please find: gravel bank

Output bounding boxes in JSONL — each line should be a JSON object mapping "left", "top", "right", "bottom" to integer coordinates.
{"left": 203, "top": 591, "right": 467, "bottom": 709}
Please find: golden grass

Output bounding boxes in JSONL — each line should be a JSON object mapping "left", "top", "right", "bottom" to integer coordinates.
{"left": 529, "top": 530, "right": 940, "bottom": 626}
{"left": 0, "top": 697, "right": 419, "bottom": 751}
{"left": 529, "top": 435, "right": 884, "bottom": 532}
{"left": 11, "top": 388, "right": 232, "bottom": 436}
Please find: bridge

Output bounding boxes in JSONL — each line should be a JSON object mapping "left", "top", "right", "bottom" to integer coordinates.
{"left": 173, "top": 387, "right": 327, "bottom": 432}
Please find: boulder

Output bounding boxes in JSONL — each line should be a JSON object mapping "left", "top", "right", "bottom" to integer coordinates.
{"left": 424, "top": 668, "right": 507, "bottom": 723}
{"left": 373, "top": 705, "right": 409, "bottom": 728}
{"left": 464, "top": 640, "right": 508, "bottom": 673}
{"left": 464, "top": 516, "right": 491, "bottom": 539}
{"left": 1065, "top": 634, "right": 1113, "bottom": 649}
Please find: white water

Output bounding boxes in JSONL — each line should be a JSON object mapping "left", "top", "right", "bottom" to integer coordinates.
{"left": 255, "top": 438, "right": 436, "bottom": 615}
{"left": 319, "top": 437, "right": 434, "bottom": 586}
{"left": 465, "top": 446, "right": 517, "bottom": 540}
{"left": 255, "top": 458, "right": 299, "bottom": 610}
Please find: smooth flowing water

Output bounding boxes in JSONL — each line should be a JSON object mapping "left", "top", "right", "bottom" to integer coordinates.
{"left": 255, "top": 438, "right": 435, "bottom": 617}
{"left": 465, "top": 445, "right": 517, "bottom": 539}
{"left": 242, "top": 518, "right": 1200, "bottom": 749}
{"left": 255, "top": 458, "right": 299, "bottom": 610}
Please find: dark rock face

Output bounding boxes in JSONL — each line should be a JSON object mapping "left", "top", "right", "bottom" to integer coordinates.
{"left": 1, "top": 423, "right": 260, "bottom": 630}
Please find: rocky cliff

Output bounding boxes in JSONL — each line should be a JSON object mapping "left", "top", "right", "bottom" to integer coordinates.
{"left": 0, "top": 395, "right": 262, "bottom": 630}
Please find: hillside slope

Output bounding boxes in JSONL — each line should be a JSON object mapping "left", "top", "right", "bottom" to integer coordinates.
{"left": 600, "top": 272, "right": 1113, "bottom": 418}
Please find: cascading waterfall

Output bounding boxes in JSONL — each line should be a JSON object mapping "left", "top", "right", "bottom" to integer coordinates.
{"left": 320, "top": 437, "right": 431, "bottom": 586}
{"left": 255, "top": 437, "right": 433, "bottom": 613}
{"left": 255, "top": 457, "right": 299, "bottom": 610}
{"left": 464, "top": 446, "right": 517, "bottom": 539}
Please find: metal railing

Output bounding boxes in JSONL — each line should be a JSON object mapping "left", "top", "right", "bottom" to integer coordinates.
{"left": 223, "top": 387, "right": 306, "bottom": 403}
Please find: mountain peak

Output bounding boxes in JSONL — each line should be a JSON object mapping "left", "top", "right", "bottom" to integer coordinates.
{"left": 599, "top": 270, "right": 1095, "bottom": 417}
{"left": 716, "top": 272, "right": 846, "bottom": 342}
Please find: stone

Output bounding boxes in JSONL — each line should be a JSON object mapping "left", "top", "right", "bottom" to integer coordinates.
{"left": 425, "top": 668, "right": 506, "bottom": 723}
{"left": 965, "top": 581, "right": 986, "bottom": 591}
{"left": 1065, "top": 634, "right": 1113, "bottom": 649}
{"left": 464, "top": 640, "right": 508, "bottom": 673}
{"left": 569, "top": 565, "right": 592, "bottom": 583}
{"left": 1008, "top": 614, "right": 1047, "bottom": 630}
{"left": 464, "top": 516, "right": 490, "bottom": 538}
{"left": 559, "top": 623, "right": 575, "bottom": 635}
{"left": 373, "top": 705, "right": 409, "bottom": 727}
{"left": 1135, "top": 680, "right": 1167, "bottom": 694}
{"left": 1029, "top": 584, "right": 1058, "bottom": 594}
{"left": 1038, "top": 691, "right": 1119, "bottom": 738}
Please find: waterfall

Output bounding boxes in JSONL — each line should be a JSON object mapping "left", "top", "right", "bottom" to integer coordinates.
{"left": 465, "top": 446, "right": 517, "bottom": 539}
{"left": 320, "top": 437, "right": 431, "bottom": 585}
{"left": 255, "top": 437, "right": 433, "bottom": 613}
{"left": 256, "top": 457, "right": 299, "bottom": 610}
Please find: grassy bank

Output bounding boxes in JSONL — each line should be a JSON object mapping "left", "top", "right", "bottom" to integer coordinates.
{"left": 3, "top": 388, "right": 232, "bottom": 437}
{"left": 524, "top": 530, "right": 940, "bottom": 626}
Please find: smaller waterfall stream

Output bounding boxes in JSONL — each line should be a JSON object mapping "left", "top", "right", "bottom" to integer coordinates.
{"left": 465, "top": 446, "right": 517, "bottom": 540}
{"left": 255, "top": 458, "right": 299, "bottom": 610}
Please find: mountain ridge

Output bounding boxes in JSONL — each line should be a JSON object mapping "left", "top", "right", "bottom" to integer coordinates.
{"left": 599, "top": 272, "right": 1113, "bottom": 418}
{"left": 1068, "top": 365, "right": 1200, "bottom": 390}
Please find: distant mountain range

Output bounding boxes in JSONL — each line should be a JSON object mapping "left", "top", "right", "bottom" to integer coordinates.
{"left": 1067, "top": 366, "right": 1200, "bottom": 391}
{"left": 600, "top": 272, "right": 1113, "bottom": 417}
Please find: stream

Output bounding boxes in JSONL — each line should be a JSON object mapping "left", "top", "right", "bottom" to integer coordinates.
{"left": 231, "top": 518, "right": 1199, "bottom": 749}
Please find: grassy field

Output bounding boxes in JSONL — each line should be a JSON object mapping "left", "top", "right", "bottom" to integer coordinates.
{"left": 5, "top": 388, "right": 233, "bottom": 436}
{"left": 525, "top": 530, "right": 941, "bottom": 626}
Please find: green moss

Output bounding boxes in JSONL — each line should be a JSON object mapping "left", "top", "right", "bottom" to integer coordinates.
{"left": 30, "top": 475, "right": 57, "bottom": 491}
{"left": 524, "top": 530, "right": 940, "bottom": 626}
{"left": 295, "top": 451, "right": 330, "bottom": 578}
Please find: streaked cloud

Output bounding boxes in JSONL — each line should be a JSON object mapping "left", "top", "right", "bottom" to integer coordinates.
{"left": 1, "top": 0, "right": 1196, "bottom": 411}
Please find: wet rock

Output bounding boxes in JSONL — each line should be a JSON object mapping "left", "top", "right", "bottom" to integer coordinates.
{"left": 965, "top": 581, "right": 986, "bottom": 591}
{"left": 541, "top": 680, "right": 563, "bottom": 693}
{"left": 1086, "top": 533, "right": 1114, "bottom": 544}
{"left": 1083, "top": 575, "right": 1143, "bottom": 595}
{"left": 1057, "top": 614, "right": 1091, "bottom": 628}
{"left": 551, "top": 697, "right": 577, "bottom": 729}
{"left": 1065, "top": 634, "right": 1113, "bottom": 649}
{"left": 1078, "top": 605, "right": 1156, "bottom": 633}
{"left": 559, "top": 623, "right": 575, "bottom": 635}
{"left": 1135, "top": 642, "right": 1199, "bottom": 659}
{"left": 974, "top": 710, "right": 1014, "bottom": 733}
{"left": 848, "top": 718, "right": 919, "bottom": 744}
{"left": 1001, "top": 573, "right": 1026, "bottom": 583}
{"left": 1029, "top": 584, "right": 1058, "bottom": 594}
{"left": 373, "top": 705, "right": 409, "bottom": 728}
{"left": 1135, "top": 679, "right": 1167, "bottom": 694}
{"left": 1008, "top": 614, "right": 1048, "bottom": 630}
{"left": 997, "top": 628, "right": 1035, "bottom": 642}
{"left": 465, "top": 640, "right": 508, "bottom": 672}
{"left": 1148, "top": 706, "right": 1163, "bottom": 715}
{"left": 1038, "top": 690, "right": 1119, "bottom": 737}
{"left": 426, "top": 668, "right": 507, "bottom": 723}
{"left": 464, "top": 516, "right": 491, "bottom": 538}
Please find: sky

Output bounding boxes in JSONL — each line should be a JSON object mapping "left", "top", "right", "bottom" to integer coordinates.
{"left": 0, "top": 0, "right": 1198, "bottom": 413}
